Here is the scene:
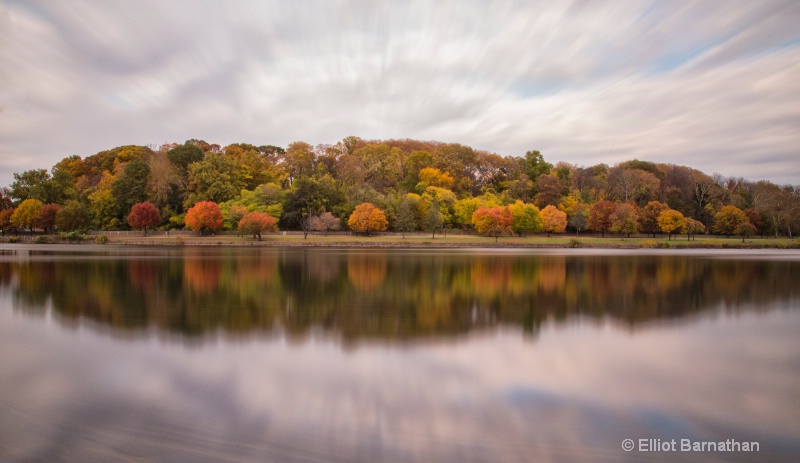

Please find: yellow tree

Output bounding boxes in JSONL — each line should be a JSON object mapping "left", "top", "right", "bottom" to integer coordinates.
{"left": 657, "top": 209, "right": 685, "bottom": 240}
{"left": 713, "top": 205, "right": 748, "bottom": 238}
{"left": 348, "top": 203, "right": 388, "bottom": 236}
{"left": 11, "top": 198, "right": 43, "bottom": 233}
{"left": 508, "top": 200, "right": 542, "bottom": 237}
{"left": 418, "top": 167, "right": 455, "bottom": 190}
{"left": 541, "top": 205, "right": 567, "bottom": 237}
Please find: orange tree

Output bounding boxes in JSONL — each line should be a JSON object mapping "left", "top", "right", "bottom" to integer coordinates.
{"left": 238, "top": 211, "right": 278, "bottom": 241}
{"left": 587, "top": 200, "right": 616, "bottom": 237}
{"left": 347, "top": 203, "right": 388, "bottom": 235}
{"left": 127, "top": 201, "right": 161, "bottom": 236}
{"left": 541, "top": 205, "right": 567, "bottom": 237}
{"left": 472, "top": 205, "right": 512, "bottom": 242}
{"left": 185, "top": 201, "right": 223, "bottom": 235}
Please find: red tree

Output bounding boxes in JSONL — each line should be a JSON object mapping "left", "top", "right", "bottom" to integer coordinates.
{"left": 238, "top": 212, "right": 278, "bottom": 240}
{"left": 588, "top": 200, "right": 616, "bottom": 237}
{"left": 185, "top": 201, "right": 223, "bottom": 234}
{"left": 33, "top": 204, "right": 62, "bottom": 234}
{"left": 127, "top": 202, "right": 162, "bottom": 236}
{"left": 472, "top": 205, "right": 513, "bottom": 242}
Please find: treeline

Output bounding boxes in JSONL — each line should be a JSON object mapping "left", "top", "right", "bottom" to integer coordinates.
{"left": 1, "top": 136, "right": 798, "bottom": 238}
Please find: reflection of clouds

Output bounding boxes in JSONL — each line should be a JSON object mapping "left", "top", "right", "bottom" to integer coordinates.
{"left": 1, "top": 305, "right": 798, "bottom": 462}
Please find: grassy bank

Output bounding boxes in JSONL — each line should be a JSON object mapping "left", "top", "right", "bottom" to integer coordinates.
{"left": 74, "top": 233, "right": 800, "bottom": 249}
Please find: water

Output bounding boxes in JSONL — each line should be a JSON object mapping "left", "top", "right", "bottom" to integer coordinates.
{"left": 1, "top": 245, "right": 798, "bottom": 462}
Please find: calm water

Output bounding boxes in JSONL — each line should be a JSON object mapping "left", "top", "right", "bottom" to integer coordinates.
{"left": 1, "top": 245, "right": 799, "bottom": 462}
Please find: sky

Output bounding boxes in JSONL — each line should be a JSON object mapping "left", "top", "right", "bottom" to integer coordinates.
{"left": 1, "top": 0, "right": 799, "bottom": 188}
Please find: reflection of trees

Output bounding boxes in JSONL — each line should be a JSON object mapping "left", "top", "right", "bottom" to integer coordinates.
{"left": 3, "top": 250, "right": 799, "bottom": 342}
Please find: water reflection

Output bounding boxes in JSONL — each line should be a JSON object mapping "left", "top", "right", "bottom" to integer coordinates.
{"left": 1, "top": 248, "right": 798, "bottom": 342}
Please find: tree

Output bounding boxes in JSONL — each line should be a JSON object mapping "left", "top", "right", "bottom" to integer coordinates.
{"left": 508, "top": 200, "right": 542, "bottom": 236}
{"left": 683, "top": 217, "right": 705, "bottom": 241}
{"left": 185, "top": 201, "right": 223, "bottom": 234}
{"left": 735, "top": 222, "right": 757, "bottom": 243}
{"left": 55, "top": 201, "right": 90, "bottom": 232}
{"left": 520, "top": 150, "right": 552, "bottom": 184}
{"left": 713, "top": 205, "right": 748, "bottom": 238}
{"left": 394, "top": 198, "right": 416, "bottom": 238}
{"left": 424, "top": 199, "right": 444, "bottom": 238}
{"left": 127, "top": 202, "right": 162, "bottom": 236}
{"left": 11, "top": 198, "right": 43, "bottom": 233}
{"left": 534, "top": 174, "right": 565, "bottom": 208}
{"left": 309, "top": 212, "right": 341, "bottom": 236}
{"left": 541, "top": 205, "right": 567, "bottom": 237}
{"left": 0, "top": 208, "right": 14, "bottom": 235}
{"left": 187, "top": 152, "right": 244, "bottom": 205}
{"left": 33, "top": 204, "right": 61, "bottom": 234}
{"left": 610, "top": 202, "right": 639, "bottom": 238}
{"left": 238, "top": 212, "right": 278, "bottom": 241}
{"left": 587, "top": 200, "right": 616, "bottom": 237}
{"left": 111, "top": 159, "right": 151, "bottom": 219}
{"left": 658, "top": 209, "right": 685, "bottom": 240}
{"left": 569, "top": 210, "right": 587, "bottom": 235}
{"left": 10, "top": 169, "right": 50, "bottom": 203}
{"left": 417, "top": 167, "right": 455, "bottom": 190}
{"left": 347, "top": 203, "right": 388, "bottom": 235}
{"left": 472, "top": 206, "right": 513, "bottom": 242}
{"left": 639, "top": 201, "right": 669, "bottom": 237}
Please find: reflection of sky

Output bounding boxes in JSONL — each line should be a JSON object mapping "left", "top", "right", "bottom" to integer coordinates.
{"left": 1, "top": 301, "right": 799, "bottom": 462}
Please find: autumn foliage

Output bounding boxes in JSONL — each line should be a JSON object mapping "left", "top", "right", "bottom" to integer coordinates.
{"left": 127, "top": 201, "right": 161, "bottom": 235}
{"left": 185, "top": 201, "right": 223, "bottom": 234}
{"left": 472, "top": 206, "right": 513, "bottom": 242}
{"left": 347, "top": 203, "right": 388, "bottom": 235}
{"left": 237, "top": 212, "right": 278, "bottom": 240}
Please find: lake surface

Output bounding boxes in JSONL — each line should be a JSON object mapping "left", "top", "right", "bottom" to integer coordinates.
{"left": 1, "top": 245, "right": 798, "bottom": 462}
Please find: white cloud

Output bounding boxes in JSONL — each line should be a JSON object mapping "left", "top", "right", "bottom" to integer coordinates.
{"left": 1, "top": 0, "right": 798, "bottom": 187}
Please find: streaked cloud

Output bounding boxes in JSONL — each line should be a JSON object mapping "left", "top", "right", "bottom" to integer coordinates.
{"left": 1, "top": 0, "right": 798, "bottom": 186}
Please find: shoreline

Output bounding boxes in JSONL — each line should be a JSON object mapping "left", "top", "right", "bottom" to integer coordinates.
{"left": 2, "top": 234, "right": 798, "bottom": 250}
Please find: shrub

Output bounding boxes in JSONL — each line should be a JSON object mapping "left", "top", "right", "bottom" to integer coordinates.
{"left": 8, "top": 236, "right": 19, "bottom": 243}
{"left": 33, "top": 235, "right": 48, "bottom": 244}
{"left": 567, "top": 238, "right": 582, "bottom": 248}
{"left": 94, "top": 235, "right": 109, "bottom": 244}
{"left": 60, "top": 231, "right": 88, "bottom": 242}
{"left": 640, "top": 239, "right": 659, "bottom": 248}
{"left": 175, "top": 236, "right": 185, "bottom": 246}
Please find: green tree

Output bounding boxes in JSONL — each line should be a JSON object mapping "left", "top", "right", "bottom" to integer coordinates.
{"left": 187, "top": 152, "right": 244, "bottom": 205}
{"left": 735, "top": 222, "right": 757, "bottom": 243}
{"left": 394, "top": 198, "right": 416, "bottom": 238}
{"left": 610, "top": 202, "right": 639, "bottom": 238}
{"left": 508, "top": 200, "right": 542, "bottom": 237}
{"left": 111, "top": 159, "right": 151, "bottom": 220}
{"left": 424, "top": 199, "right": 444, "bottom": 238}
{"left": 55, "top": 201, "right": 90, "bottom": 232}
{"left": 520, "top": 150, "right": 552, "bottom": 184}
{"left": 10, "top": 169, "right": 50, "bottom": 203}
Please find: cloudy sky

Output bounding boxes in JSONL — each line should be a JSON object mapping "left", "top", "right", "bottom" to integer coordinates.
{"left": 1, "top": 0, "right": 799, "bottom": 188}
